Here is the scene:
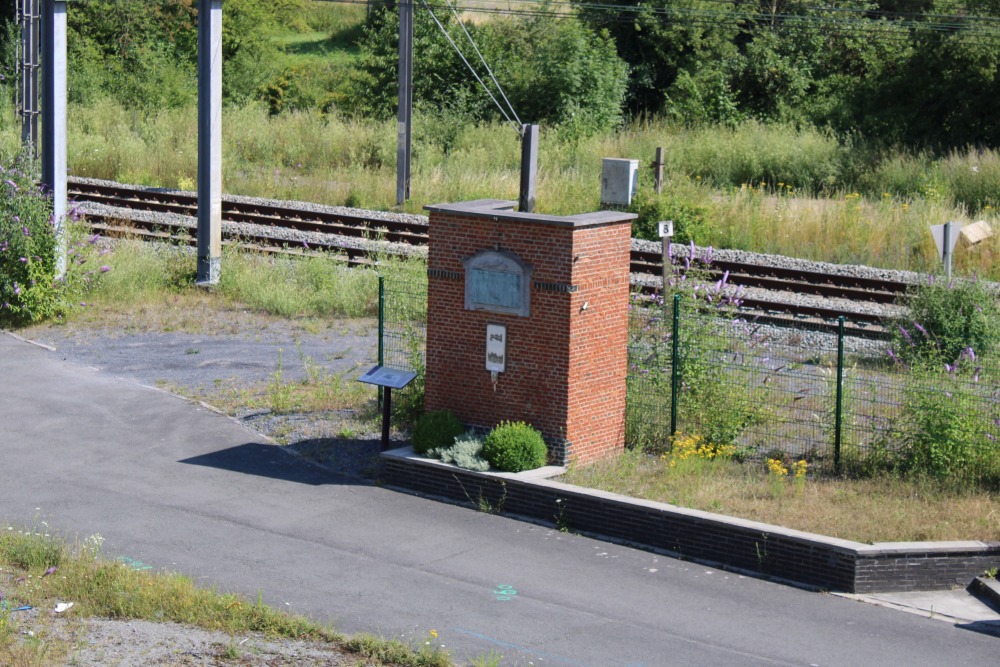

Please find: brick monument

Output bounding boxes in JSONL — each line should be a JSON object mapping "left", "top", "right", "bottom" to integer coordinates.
{"left": 423, "top": 200, "right": 635, "bottom": 465}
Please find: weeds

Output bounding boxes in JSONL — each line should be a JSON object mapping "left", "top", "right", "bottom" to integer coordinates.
{"left": 0, "top": 527, "right": 455, "bottom": 666}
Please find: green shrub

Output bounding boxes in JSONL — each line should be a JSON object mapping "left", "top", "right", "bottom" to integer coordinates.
{"left": 429, "top": 431, "right": 491, "bottom": 472}
{"left": 482, "top": 421, "right": 547, "bottom": 472}
{"left": 891, "top": 276, "right": 1000, "bottom": 367}
{"left": 629, "top": 190, "right": 711, "bottom": 245}
{"left": 0, "top": 151, "right": 102, "bottom": 325}
{"left": 411, "top": 410, "right": 464, "bottom": 455}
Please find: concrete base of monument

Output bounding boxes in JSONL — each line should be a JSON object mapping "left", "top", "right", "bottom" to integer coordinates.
{"left": 380, "top": 446, "right": 1000, "bottom": 595}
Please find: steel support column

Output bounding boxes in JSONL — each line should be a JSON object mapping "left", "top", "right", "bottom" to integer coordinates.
{"left": 20, "top": 0, "right": 40, "bottom": 156}
{"left": 396, "top": 0, "right": 413, "bottom": 206}
{"left": 197, "top": 0, "right": 223, "bottom": 285}
{"left": 41, "top": 0, "right": 67, "bottom": 276}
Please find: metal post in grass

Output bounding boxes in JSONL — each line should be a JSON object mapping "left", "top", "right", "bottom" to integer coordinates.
{"left": 396, "top": 0, "right": 413, "bottom": 205}
{"left": 670, "top": 294, "right": 681, "bottom": 437}
{"left": 654, "top": 147, "right": 665, "bottom": 195}
{"left": 196, "top": 0, "right": 223, "bottom": 285}
{"left": 378, "top": 276, "right": 385, "bottom": 410}
{"left": 835, "top": 316, "right": 845, "bottom": 475}
{"left": 41, "top": 0, "right": 66, "bottom": 277}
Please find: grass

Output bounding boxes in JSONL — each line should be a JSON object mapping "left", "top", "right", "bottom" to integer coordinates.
{"left": 0, "top": 527, "right": 451, "bottom": 667}
{"left": 559, "top": 446, "right": 1000, "bottom": 544}
{"left": 66, "top": 239, "right": 425, "bottom": 328}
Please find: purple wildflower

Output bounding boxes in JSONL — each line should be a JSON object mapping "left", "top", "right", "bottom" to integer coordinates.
{"left": 13, "top": 284, "right": 20, "bottom": 296}
{"left": 898, "top": 325, "right": 911, "bottom": 341}
{"left": 913, "top": 322, "right": 928, "bottom": 337}
{"left": 99, "top": 265, "right": 111, "bottom": 273}
{"left": 5, "top": 179, "right": 17, "bottom": 190}
{"left": 42, "top": 567, "right": 56, "bottom": 577}
{"left": 928, "top": 274, "right": 934, "bottom": 286}
{"left": 963, "top": 346, "right": 976, "bottom": 361}
{"left": 18, "top": 257, "right": 27, "bottom": 263}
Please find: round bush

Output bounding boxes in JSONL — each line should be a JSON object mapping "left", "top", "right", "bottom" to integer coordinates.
{"left": 482, "top": 421, "right": 548, "bottom": 472}
{"left": 411, "top": 410, "right": 464, "bottom": 455}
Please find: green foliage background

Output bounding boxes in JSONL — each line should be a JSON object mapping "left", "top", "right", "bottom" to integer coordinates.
{"left": 2, "top": 1, "right": 1000, "bottom": 149}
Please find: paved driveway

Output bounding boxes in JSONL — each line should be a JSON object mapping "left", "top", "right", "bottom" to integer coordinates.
{"left": 1, "top": 333, "right": 997, "bottom": 666}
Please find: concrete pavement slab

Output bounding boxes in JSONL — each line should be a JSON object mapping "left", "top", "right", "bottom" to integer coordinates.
{"left": 2, "top": 332, "right": 1000, "bottom": 666}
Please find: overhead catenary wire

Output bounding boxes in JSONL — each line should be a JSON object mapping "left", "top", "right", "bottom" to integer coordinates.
{"left": 419, "top": 0, "right": 524, "bottom": 135}
{"left": 442, "top": 0, "right": 522, "bottom": 128}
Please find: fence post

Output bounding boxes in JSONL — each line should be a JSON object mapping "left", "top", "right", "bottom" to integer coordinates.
{"left": 834, "top": 316, "right": 845, "bottom": 475}
{"left": 378, "top": 276, "right": 385, "bottom": 409}
{"left": 654, "top": 147, "right": 665, "bottom": 195}
{"left": 670, "top": 294, "right": 681, "bottom": 438}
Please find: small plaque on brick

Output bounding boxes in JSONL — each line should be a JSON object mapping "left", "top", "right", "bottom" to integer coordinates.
{"left": 463, "top": 249, "right": 532, "bottom": 316}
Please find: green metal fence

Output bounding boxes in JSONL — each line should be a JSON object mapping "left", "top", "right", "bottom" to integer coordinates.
{"left": 628, "top": 293, "right": 1000, "bottom": 483}
{"left": 380, "top": 280, "right": 1000, "bottom": 483}
{"left": 377, "top": 275, "right": 427, "bottom": 424}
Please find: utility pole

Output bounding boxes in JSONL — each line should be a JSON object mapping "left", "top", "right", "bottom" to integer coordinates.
{"left": 41, "top": 0, "right": 66, "bottom": 276}
{"left": 19, "top": 0, "right": 40, "bottom": 157}
{"left": 197, "top": 0, "right": 223, "bottom": 285}
{"left": 396, "top": 0, "right": 413, "bottom": 206}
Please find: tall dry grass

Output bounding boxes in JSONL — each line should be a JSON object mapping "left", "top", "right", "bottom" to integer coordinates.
{"left": 5, "top": 98, "right": 1000, "bottom": 274}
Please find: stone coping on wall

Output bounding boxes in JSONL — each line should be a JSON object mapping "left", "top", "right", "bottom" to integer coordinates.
{"left": 380, "top": 446, "right": 1000, "bottom": 594}
{"left": 425, "top": 200, "right": 637, "bottom": 228}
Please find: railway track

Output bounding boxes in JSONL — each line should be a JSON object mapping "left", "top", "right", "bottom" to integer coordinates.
{"left": 69, "top": 178, "right": 912, "bottom": 335}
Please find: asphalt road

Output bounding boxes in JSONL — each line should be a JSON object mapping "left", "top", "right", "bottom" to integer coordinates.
{"left": 1, "top": 332, "right": 997, "bottom": 666}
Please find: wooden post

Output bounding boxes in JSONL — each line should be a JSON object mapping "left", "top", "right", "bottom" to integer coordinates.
{"left": 654, "top": 147, "right": 665, "bottom": 195}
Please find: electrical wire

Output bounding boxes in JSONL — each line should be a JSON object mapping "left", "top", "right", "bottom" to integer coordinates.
{"left": 443, "top": 0, "right": 522, "bottom": 127}
{"left": 419, "top": 0, "right": 524, "bottom": 134}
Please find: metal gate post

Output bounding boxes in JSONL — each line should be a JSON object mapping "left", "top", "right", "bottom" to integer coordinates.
{"left": 835, "top": 316, "right": 845, "bottom": 474}
{"left": 670, "top": 294, "right": 681, "bottom": 438}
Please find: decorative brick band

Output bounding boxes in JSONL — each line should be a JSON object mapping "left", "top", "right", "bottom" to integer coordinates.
{"left": 427, "top": 268, "right": 462, "bottom": 280}
{"left": 533, "top": 281, "right": 579, "bottom": 293}
{"left": 380, "top": 448, "right": 1000, "bottom": 594}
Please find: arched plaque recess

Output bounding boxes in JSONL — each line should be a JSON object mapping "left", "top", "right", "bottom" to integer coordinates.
{"left": 462, "top": 250, "right": 533, "bottom": 317}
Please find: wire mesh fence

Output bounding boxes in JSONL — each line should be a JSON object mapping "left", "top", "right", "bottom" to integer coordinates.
{"left": 629, "top": 293, "right": 1000, "bottom": 484}
{"left": 382, "top": 277, "right": 1000, "bottom": 483}
{"left": 378, "top": 274, "right": 427, "bottom": 424}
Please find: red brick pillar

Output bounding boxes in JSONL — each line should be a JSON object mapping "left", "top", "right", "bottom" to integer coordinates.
{"left": 423, "top": 200, "right": 635, "bottom": 465}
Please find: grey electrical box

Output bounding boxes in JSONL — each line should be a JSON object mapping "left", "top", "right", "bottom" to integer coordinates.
{"left": 600, "top": 158, "right": 639, "bottom": 206}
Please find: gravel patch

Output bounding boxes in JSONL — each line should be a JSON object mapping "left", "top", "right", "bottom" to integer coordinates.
{"left": 1, "top": 609, "right": 362, "bottom": 666}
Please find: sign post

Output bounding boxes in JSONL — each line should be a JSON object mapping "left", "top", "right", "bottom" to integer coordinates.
{"left": 358, "top": 366, "right": 418, "bottom": 451}
{"left": 658, "top": 220, "right": 674, "bottom": 309}
{"left": 930, "top": 221, "right": 961, "bottom": 281}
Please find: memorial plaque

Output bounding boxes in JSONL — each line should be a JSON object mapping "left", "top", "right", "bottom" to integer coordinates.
{"left": 471, "top": 269, "right": 521, "bottom": 310}
{"left": 463, "top": 249, "right": 532, "bottom": 316}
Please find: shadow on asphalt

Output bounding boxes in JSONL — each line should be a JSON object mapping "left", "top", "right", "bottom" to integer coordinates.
{"left": 179, "top": 442, "right": 374, "bottom": 486}
{"left": 956, "top": 620, "right": 1000, "bottom": 638}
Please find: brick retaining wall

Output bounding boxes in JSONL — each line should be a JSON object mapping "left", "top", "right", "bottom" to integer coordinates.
{"left": 380, "top": 448, "right": 1000, "bottom": 593}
